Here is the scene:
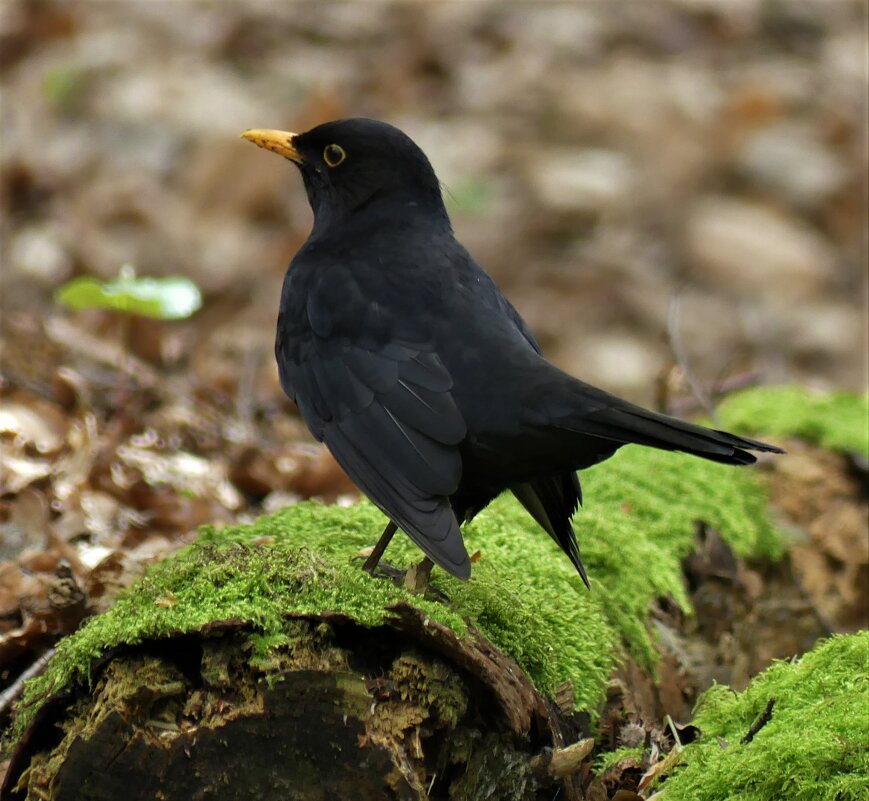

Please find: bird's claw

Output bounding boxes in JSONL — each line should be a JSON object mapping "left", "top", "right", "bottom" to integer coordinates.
{"left": 357, "top": 554, "right": 449, "bottom": 603}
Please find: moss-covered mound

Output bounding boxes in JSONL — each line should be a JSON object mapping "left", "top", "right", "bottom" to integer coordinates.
{"left": 719, "top": 386, "right": 868, "bottom": 456}
{"left": 12, "top": 441, "right": 778, "bottom": 741}
{"left": 12, "top": 385, "right": 864, "bottom": 752}
{"left": 662, "top": 632, "right": 869, "bottom": 801}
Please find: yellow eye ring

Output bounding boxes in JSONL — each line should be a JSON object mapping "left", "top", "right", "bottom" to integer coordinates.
{"left": 323, "top": 144, "right": 346, "bottom": 167}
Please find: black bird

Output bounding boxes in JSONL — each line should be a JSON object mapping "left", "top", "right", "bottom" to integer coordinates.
{"left": 241, "top": 119, "right": 782, "bottom": 585}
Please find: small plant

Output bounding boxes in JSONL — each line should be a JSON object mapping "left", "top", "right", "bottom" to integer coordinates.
{"left": 54, "top": 264, "right": 202, "bottom": 321}
{"left": 54, "top": 265, "right": 202, "bottom": 405}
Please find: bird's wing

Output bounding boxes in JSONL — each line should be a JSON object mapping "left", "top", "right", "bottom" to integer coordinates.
{"left": 279, "top": 334, "right": 471, "bottom": 579}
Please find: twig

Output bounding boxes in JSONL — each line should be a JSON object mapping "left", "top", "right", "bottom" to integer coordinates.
{"left": 741, "top": 698, "right": 776, "bottom": 744}
{"left": 235, "top": 343, "right": 263, "bottom": 443}
{"left": 666, "top": 370, "right": 764, "bottom": 418}
{"left": 45, "top": 317, "right": 161, "bottom": 388}
{"left": 0, "top": 648, "right": 56, "bottom": 719}
{"left": 667, "top": 292, "right": 719, "bottom": 424}
{"left": 665, "top": 714, "right": 683, "bottom": 749}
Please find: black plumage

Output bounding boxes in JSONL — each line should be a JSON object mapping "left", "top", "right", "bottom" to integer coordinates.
{"left": 242, "top": 119, "right": 782, "bottom": 583}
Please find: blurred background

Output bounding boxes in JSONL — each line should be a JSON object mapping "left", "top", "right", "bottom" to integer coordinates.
{"left": 3, "top": 1, "right": 867, "bottom": 394}
{"left": 0, "top": 0, "right": 867, "bottom": 701}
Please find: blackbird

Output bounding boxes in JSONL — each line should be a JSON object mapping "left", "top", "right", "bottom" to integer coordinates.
{"left": 241, "top": 118, "right": 781, "bottom": 585}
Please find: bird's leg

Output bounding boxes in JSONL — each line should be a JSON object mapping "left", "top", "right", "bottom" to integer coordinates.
{"left": 404, "top": 557, "right": 434, "bottom": 595}
{"left": 362, "top": 519, "right": 398, "bottom": 574}
{"left": 362, "top": 524, "right": 443, "bottom": 600}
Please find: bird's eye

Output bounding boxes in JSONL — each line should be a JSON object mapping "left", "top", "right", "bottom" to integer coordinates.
{"left": 323, "top": 144, "right": 346, "bottom": 168}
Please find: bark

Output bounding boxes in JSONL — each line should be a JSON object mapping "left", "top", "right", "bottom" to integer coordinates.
{"left": 4, "top": 606, "right": 587, "bottom": 801}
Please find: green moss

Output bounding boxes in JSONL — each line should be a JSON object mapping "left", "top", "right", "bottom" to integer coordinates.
{"left": 661, "top": 632, "right": 869, "bottom": 801}
{"left": 719, "top": 386, "right": 869, "bottom": 457}
{"left": 11, "top": 384, "right": 866, "bottom": 765}
{"left": 594, "top": 745, "right": 645, "bottom": 773}
{"left": 33, "top": 382, "right": 869, "bottom": 749}
{"left": 12, "top": 436, "right": 780, "bottom": 745}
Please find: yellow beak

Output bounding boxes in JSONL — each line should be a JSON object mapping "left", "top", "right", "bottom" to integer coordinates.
{"left": 240, "top": 129, "right": 302, "bottom": 163}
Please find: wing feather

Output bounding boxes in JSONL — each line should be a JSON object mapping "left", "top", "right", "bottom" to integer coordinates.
{"left": 327, "top": 420, "right": 470, "bottom": 577}
{"left": 279, "top": 331, "right": 470, "bottom": 579}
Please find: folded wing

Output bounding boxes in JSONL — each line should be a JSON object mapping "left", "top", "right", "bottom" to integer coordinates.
{"left": 279, "top": 335, "right": 471, "bottom": 579}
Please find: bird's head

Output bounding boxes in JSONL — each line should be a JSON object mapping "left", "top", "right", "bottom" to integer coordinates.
{"left": 241, "top": 118, "right": 448, "bottom": 232}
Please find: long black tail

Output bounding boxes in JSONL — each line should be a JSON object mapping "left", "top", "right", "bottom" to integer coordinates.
{"left": 512, "top": 370, "right": 782, "bottom": 587}
{"left": 553, "top": 378, "right": 784, "bottom": 466}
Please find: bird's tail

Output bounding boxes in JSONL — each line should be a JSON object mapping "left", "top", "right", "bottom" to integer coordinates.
{"left": 552, "top": 378, "right": 783, "bottom": 466}
{"left": 512, "top": 473, "right": 589, "bottom": 587}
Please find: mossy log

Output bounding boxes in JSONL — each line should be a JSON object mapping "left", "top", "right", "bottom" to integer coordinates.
{"left": 3, "top": 388, "right": 865, "bottom": 800}
{"left": 5, "top": 606, "right": 587, "bottom": 800}
{"left": 660, "top": 632, "right": 869, "bottom": 801}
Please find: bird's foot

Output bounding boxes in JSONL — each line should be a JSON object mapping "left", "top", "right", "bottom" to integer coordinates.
{"left": 357, "top": 553, "right": 448, "bottom": 602}
{"left": 357, "top": 555, "right": 406, "bottom": 582}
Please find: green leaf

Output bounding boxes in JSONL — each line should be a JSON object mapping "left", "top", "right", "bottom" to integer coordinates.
{"left": 55, "top": 266, "right": 202, "bottom": 321}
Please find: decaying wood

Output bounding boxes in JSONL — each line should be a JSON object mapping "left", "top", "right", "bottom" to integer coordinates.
{"left": 4, "top": 610, "right": 589, "bottom": 801}
{"left": 529, "top": 737, "right": 594, "bottom": 779}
